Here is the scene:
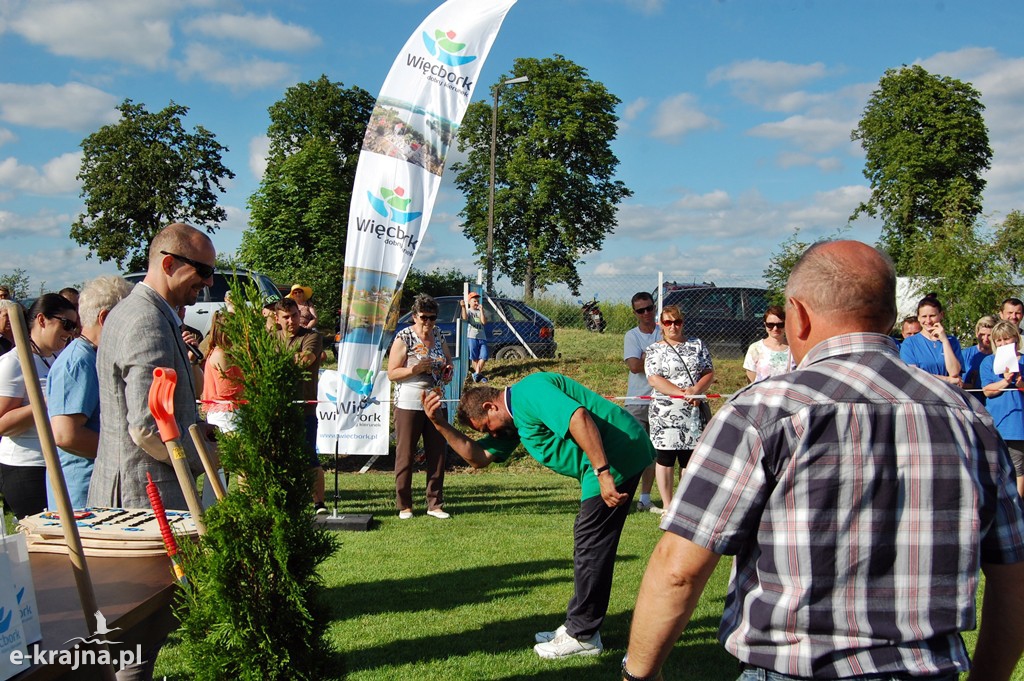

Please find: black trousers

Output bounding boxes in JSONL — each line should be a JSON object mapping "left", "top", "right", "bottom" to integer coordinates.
{"left": 565, "top": 472, "right": 642, "bottom": 639}
{"left": 0, "top": 463, "right": 46, "bottom": 518}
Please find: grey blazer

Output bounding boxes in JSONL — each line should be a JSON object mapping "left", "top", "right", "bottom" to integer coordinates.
{"left": 88, "top": 284, "right": 204, "bottom": 510}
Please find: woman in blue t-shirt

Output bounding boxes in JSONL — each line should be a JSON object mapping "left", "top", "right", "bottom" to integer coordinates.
{"left": 899, "top": 293, "right": 963, "bottom": 385}
{"left": 981, "top": 320, "right": 1024, "bottom": 498}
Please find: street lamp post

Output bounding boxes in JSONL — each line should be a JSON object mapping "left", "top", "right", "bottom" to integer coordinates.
{"left": 487, "top": 75, "right": 529, "bottom": 294}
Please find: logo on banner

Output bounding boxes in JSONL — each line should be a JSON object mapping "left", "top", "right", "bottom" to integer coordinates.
{"left": 367, "top": 186, "right": 423, "bottom": 224}
{"left": 422, "top": 29, "right": 477, "bottom": 66}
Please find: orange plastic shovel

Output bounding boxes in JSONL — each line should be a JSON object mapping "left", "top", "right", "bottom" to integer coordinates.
{"left": 148, "top": 367, "right": 206, "bottom": 535}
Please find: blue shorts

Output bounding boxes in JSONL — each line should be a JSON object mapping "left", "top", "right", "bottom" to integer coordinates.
{"left": 468, "top": 338, "right": 489, "bottom": 361}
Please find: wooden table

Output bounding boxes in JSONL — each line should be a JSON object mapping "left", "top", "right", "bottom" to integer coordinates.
{"left": 10, "top": 553, "right": 178, "bottom": 680}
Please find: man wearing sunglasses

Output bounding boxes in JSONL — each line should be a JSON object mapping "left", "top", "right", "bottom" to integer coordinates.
{"left": 624, "top": 241, "right": 1024, "bottom": 681}
{"left": 623, "top": 291, "right": 659, "bottom": 514}
{"left": 90, "top": 222, "right": 216, "bottom": 517}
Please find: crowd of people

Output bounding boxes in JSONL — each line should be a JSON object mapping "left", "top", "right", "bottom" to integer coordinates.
{"left": 0, "top": 223, "right": 327, "bottom": 527}
{"left": 4, "top": 233, "right": 1024, "bottom": 677}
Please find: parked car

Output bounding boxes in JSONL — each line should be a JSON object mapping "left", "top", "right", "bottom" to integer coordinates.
{"left": 123, "top": 268, "right": 281, "bottom": 338}
{"left": 397, "top": 296, "right": 557, "bottom": 360}
{"left": 657, "top": 284, "right": 770, "bottom": 358}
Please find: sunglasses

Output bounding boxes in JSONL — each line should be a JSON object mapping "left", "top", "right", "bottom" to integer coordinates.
{"left": 661, "top": 319, "right": 683, "bottom": 327}
{"left": 633, "top": 304, "right": 655, "bottom": 315}
{"left": 765, "top": 322, "right": 784, "bottom": 329}
{"left": 49, "top": 315, "right": 78, "bottom": 333}
{"left": 161, "top": 250, "right": 215, "bottom": 279}
{"left": 418, "top": 315, "right": 437, "bottom": 322}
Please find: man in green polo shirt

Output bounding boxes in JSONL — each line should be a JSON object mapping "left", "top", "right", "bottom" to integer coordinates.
{"left": 422, "top": 372, "right": 655, "bottom": 659}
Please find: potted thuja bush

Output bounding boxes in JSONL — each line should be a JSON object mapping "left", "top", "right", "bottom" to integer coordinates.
{"left": 175, "top": 283, "right": 338, "bottom": 681}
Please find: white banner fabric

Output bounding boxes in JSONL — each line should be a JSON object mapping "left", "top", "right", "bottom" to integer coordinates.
{"left": 332, "top": 0, "right": 516, "bottom": 436}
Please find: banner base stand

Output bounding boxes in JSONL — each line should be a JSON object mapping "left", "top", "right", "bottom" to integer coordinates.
{"left": 314, "top": 513, "right": 373, "bottom": 532}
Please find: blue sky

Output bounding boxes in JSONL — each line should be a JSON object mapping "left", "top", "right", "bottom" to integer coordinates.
{"left": 2, "top": 0, "right": 1024, "bottom": 299}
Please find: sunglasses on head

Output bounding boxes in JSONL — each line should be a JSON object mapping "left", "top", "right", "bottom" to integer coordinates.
{"left": 633, "top": 304, "right": 655, "bottom": 314}
{"left": 419, "top": 314, "right": 437, "bottom": 322}
{"left": 765, "top": 322, "right": 784, "bottom": 329}
{"left": 49, "top": 315, "right": 77, "bottom": 333}
{"left": 160, "top": 250, "right": 215, "bottom": 279}
{"left": 661, "top": 319, "right": 683, "bottom": 327}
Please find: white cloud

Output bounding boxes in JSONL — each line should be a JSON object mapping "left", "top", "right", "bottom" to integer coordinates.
{"left": 0, "top": 82, "right": 119, "bottom": 130}
{"left": 748, "top": 114, "right": 857, "bottom": 155}
{"left": 177, "top": 44, "right": 295, "bottom": 91}
{"left": 650, "top": 94, "right": 720, "bottom": 142}
{"left": 249, "top": 135, "right": 270, "bottom": 179}
{"left": 709, "top": 59, "right": 830, "bottom": 111}
{"left": 9, "top": 1, "right": 174, "bottom": 68}
{"left": 0, "top": 152, "right": 82, "bottom": 195}
{"left": 622, "top": 98, "right": 648, "bottom": 122}
{"left": 185, "top": 13, "right": 320, "bottom": 51}
{"left": 0, "top": 128, "right": 15, "bottom": 147}
{"left": 0, "top": 209, "right": 69, "bottom": 238}
{"left": 621, "top": 0, "right": 665, "bottom": 16}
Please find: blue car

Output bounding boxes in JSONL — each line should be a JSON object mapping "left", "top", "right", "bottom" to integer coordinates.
{"left": 397, "top": 296, "right": 557, "bottom": 359}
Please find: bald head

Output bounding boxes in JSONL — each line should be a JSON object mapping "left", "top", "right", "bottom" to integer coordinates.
{"left": 148, "top": 223, "right": 213, "bottom": 267}
{"left": 786, "top": 240, "right": 896, "bottom": 342}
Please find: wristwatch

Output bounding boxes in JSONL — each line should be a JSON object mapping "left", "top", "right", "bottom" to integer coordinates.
{"left": 621, "top": 654, "right": 659, "bottom": 681}
{"left": 593, "top": 464, "right": 610, "bottom": 477}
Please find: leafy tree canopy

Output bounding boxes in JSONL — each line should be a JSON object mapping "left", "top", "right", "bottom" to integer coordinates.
{"left": 241, "top": 76, "right": 374, "bottom": 332}
{"left": 71, "top": 99, "right": 234, "bottom": 272}
{"left": 851, "top": 64, "right": 991, "bottom": 273}
{"left": 452, "top": 55, "right": 632, "bottom": 300}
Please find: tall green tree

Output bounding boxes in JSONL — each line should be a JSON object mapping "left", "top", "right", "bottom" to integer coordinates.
{"left": 241, "top": 76, "right": 374, "bottom": 330}
{"left": 72, "top": 99, "right": 234, "bottom": 272}
{"left": 452, "top": 55, "right": 632, "bottom": 300}
{"left": 851, "top": 64, "right": 992, "bottom": 273}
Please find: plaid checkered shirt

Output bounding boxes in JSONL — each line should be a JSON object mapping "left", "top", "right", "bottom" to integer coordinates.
{"left": 665, "top": 332, "right": 1024, "bottom": 678}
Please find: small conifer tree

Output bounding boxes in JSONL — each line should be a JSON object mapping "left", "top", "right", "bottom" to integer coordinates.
{"left": 175, "top": 282, "right": 338, "bottom": 680}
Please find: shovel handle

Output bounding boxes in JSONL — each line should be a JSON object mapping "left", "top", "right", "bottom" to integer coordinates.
{"left": 148, "top": 367, "right": 206, "bottom": 534}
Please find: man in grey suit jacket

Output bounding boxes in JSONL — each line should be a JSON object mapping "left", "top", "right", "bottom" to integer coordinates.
{"left": 89, "top": 223, "right": 215, "bottom": 511}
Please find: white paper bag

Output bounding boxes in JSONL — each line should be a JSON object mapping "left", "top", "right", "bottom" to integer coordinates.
{"left": 0, "top": 544, "right": 29, "bottom": 680}
{"left": 0, "top": 534, "right": 40, "bottom": 644}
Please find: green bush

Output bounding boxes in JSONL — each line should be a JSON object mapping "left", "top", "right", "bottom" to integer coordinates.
{"left": 175, "top": 282, "right": 338, "bottom": 681}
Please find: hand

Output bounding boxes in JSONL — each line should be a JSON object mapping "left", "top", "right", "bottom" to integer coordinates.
{"left": 926, "top": 322, "right": 945, "bottom": 341}
{"left": 182, "top": 329, "right": 199, "bottom": 346}
{"left": 414, "top": 357, "right": 432, "bottom": 375}
{"left": 421, "top": 390, "right": 445, "bottom": 423}
{"left": 598, "top": 472, "right": 629, "bottom": 508}
{"left": 129, "top": 425, "right": 170, "bottom": 462}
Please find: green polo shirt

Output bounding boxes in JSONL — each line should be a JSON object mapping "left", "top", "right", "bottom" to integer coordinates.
{"left": 478, "top": 372, "right": 655, "bottom": 500}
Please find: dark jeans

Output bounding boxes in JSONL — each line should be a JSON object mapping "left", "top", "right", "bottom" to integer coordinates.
{"left": 393, "top": 407, "right": 446, "bottom": 511}
{"left": 0, "top": 463, "right": 46, "bottom": 518}
{"left": 564, "top": 472, "right": 641, "bottom": 639}
{"left": 738, "top": 667, "right": 959, "bottom": 681}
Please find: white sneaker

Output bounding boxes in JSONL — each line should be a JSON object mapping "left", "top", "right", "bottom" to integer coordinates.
{"left": 426, "top": 509, "right": 451, "bottom": 519}
{"left": 398, "top": 510, "right": 413, "bottom": 520}
{"left": 534, "top": 624, "right": 566, "bottom": 643}
{"left": 533, "top": 630, "right": 602, "bottom": 659}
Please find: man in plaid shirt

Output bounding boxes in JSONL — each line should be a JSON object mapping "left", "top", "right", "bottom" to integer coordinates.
{"left": 622, "top": 241, "right": 1024, "bottom": 681}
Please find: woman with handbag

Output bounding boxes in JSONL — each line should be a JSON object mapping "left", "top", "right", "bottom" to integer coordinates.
{"left": 644, "top": 305, "right": 714, "bottom": 512}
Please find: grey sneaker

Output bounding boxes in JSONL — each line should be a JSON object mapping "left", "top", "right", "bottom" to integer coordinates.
{"left": 534, "top": 630, "right": 602, "bottom": 659}
{"left": 534, "top": 624, "right": 566, "bottom": 643}
{"left": 635, "top": 499, "right": 661, "bottom": 513}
